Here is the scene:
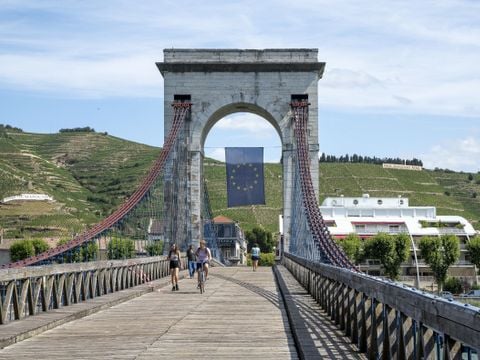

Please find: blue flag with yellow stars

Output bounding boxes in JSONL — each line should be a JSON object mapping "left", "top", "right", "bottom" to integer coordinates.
{"left": 225, "top": 147, "right": 265, "bottom": 207}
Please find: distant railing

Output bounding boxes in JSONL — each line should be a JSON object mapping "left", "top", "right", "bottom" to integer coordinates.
{"left": 438, "top": 228, "right": 466, "bottom": 235}
{"left": 0, "top": 256, "right": 185, "bottom": 325}
{"left": 283, "top": 253, "right": 480, "bottom": 359}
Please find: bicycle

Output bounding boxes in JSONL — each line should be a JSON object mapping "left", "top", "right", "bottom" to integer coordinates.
{"left": 197, "top": 261, "right": 207, "bottom": 294}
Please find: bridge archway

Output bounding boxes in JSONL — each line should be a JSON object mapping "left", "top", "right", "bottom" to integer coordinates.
{"left": 157, "top": 49, "right": 325, "bottom": 253}
{"left": 199, "top": 102, "right": 283, "bottom": 149}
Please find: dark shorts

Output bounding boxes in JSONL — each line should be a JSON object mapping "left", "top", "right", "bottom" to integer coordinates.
{"left": 170, "top": 260, "right": 179, "bottom": 269}
{"left": 196, "top": 261, "right": 209, "bottom": 270}
{"left": 252, "top": 256, "right": 259, "bottom": 261}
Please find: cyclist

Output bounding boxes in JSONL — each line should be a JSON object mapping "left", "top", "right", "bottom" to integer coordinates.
{"left": 195, "top": 239, "right": 212, "bottom": 286}
{"left": 167, "top": 243, "right": 181, "bottom": 291}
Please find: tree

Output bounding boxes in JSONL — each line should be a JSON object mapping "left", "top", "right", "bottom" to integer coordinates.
{"left": 467, "top": 236, "right": 480, "bottom": 283}
{"left": 419, "top": 235, "right": 460, "bottom": 292}
{"left": 10, "top": 240, "right": 35, "bottom": 262}
{"left": 336, "top": 233, "right": 362, "bottom": 264}
{"left": 363, "top": 233, "right": 409, "bottom": 280}
{"left": 245, "top": 227, "right": 275, "bottom": 253}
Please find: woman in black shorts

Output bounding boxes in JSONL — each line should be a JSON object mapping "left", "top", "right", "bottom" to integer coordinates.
{"left": 168, "top": 244, "right": 181, "bottom": 291}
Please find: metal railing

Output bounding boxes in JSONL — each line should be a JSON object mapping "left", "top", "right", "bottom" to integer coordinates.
{"left": 283, "top": 252, "right": 480, "bottom": 359}
{"left": 0, "top": 256, "right": 184, "bottom": 325}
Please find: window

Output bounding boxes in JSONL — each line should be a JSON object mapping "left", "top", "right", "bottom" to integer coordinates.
{"left": 389, "top": 225, "right": 400, "bottom": 232}
{"left": 353, "top": 199, "right": 359, "bottom": 205}
{"left": 355, "top": 224, "right": 366, "bottom": 232}
{"left": 173, "top": 94, "right": 191, "bottom": 101}
{"left": 377, "top": 199, "right": 383, "bottom": 205}
{"left": 291, "top": 94, "right": 308, "bottom": 101}
{"left": 224, "top": 225, "right": 231, "bottom": 238}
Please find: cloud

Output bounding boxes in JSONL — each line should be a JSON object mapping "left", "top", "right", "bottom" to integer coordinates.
{"left": 205, "top": 148, "right": 225, "bottom": 162}
{"left": 215, "top": 113, "right": 274, "bottom": 134}
{"left": 0, "top": 0, "right": 479, "bottom": 118}
{"left": 422, "top": 137, "right": 480, "bottom": 172}
{"left": 0, "top": 54, "right": 163, "bottom": 98}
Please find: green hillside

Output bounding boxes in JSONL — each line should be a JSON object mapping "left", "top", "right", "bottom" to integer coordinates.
{"left": 0, "top": 127, "right": 159, "bottom": 239}
{"left": 1, "top": 126, "right": 479, "bottom": 243}
{"left": 205, "top": 161, "right": 480, "bottom": 233}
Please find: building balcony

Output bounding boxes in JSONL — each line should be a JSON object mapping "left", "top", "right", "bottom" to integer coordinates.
{"left": 437, "top": 228, "right": 466, "bottom": 235}
{"left": 355, "top": 228, "right": 406, "bottom": 235}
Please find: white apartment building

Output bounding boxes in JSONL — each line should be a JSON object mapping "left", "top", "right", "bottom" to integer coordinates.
{"left": 320, "top": 194, "right": 478, "bottom": 278}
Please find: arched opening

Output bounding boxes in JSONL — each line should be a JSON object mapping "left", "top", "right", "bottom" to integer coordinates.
{"left": 202, "top": 111, "right": 282, "bottom": 265}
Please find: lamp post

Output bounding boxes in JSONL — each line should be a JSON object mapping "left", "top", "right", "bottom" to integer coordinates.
{"left": 409, "top": 233, "right": 421, "bottom": 288}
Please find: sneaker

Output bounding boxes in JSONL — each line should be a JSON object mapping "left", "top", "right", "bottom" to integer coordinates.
{"left": 172, "top": 286, "right": 176, "bottom": 291}
{"left": 175, "top": 284, "right": 179, "bottom": 291}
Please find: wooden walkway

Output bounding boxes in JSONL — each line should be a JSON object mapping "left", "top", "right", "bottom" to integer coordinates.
{"left": 0, "top": 266, "right": 362, "bottom": 359}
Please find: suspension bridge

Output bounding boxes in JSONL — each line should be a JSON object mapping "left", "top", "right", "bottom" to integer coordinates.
{"left": 0, "top": 49, "right": 478, "bottom": 359}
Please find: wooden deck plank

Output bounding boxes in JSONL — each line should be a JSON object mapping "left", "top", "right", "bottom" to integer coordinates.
{"left": 0, "top": 267, "right": 297, "bottom": 359}
{"left": 0, "top": 266, "right": 365, "bottom": 359}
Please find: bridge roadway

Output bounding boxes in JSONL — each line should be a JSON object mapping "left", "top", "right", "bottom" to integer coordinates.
{"left": 0, "top": 266, "right": 363, "bottom": 359}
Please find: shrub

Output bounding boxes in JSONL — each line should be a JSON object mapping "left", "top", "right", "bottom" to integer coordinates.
{"left": 444, "top": 191, "right": 451, "bottom": 196}
{"left": 246, "top": 253, "right": 275, "bottom": 267}
{"left": 57, "top": 238, "right": 98, "bottom": 263}
{"left": 259, "top": 253, "right": 275, "bottom": 266}
{"left": 145, "top": 241, "right": 164, "bottom": 256}
{"left": 83, "top": 241, "right": 99, "bottom": 261}
{"left": 443, "top": 277, "right": 463, "bottom": 294}
{"left": 107, "top": 237, "right": 136, "bottom": 259}
{"left": 31, "top": 238, "right": 49, "bottom": 254}
{"left": 10, "top": 240, "right": 35, "bottom": 261}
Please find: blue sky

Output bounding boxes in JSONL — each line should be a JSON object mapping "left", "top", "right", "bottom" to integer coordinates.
{"left": 0, "top": 0, "right": 479, "bottom": 171}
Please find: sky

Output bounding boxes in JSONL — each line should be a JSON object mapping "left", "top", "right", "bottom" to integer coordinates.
{"left": 0, "top": 0, "right": 479, "bottom": 172}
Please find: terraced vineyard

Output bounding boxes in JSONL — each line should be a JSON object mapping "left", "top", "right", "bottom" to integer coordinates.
{"left": 0, "top": 128, "right": 159, "bottom": 240}
{"left": 1, "top": 127, "right": 479, "bottom": 243}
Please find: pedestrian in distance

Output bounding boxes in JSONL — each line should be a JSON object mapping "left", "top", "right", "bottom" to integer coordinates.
{"left": 168, "top": 243, "right": 181, "bottom": 291}
{"left": 186, "top": 244, "right": 196, "bottom": 279}
{"left": 251, "top": 243, "right": 260, "bottom": 271}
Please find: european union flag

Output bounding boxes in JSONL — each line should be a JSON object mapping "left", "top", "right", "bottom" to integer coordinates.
{"left": 225, "top": 147, "right": 265, "bottom": 207}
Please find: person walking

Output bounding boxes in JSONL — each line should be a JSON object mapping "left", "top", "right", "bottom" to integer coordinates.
{"left": 186, "top": 244, "right": 196, "bottom": 279}
{"left": 251, "top": 243, "right": 260, "bottom": 271}
{"left": 168, "top": 243, "right": 181, "bottom": 291}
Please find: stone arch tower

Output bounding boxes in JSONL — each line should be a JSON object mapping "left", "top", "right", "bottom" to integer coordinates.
{"left": 157, "top": 49, "right": 325, "bottom": 253}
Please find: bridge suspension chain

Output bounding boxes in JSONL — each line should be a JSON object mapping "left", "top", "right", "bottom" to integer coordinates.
{"left": 3, "top": 101, "right": 192, "bottom": 269}
{"left": 291, "top": 101, "right": 356, "bottom": 270}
